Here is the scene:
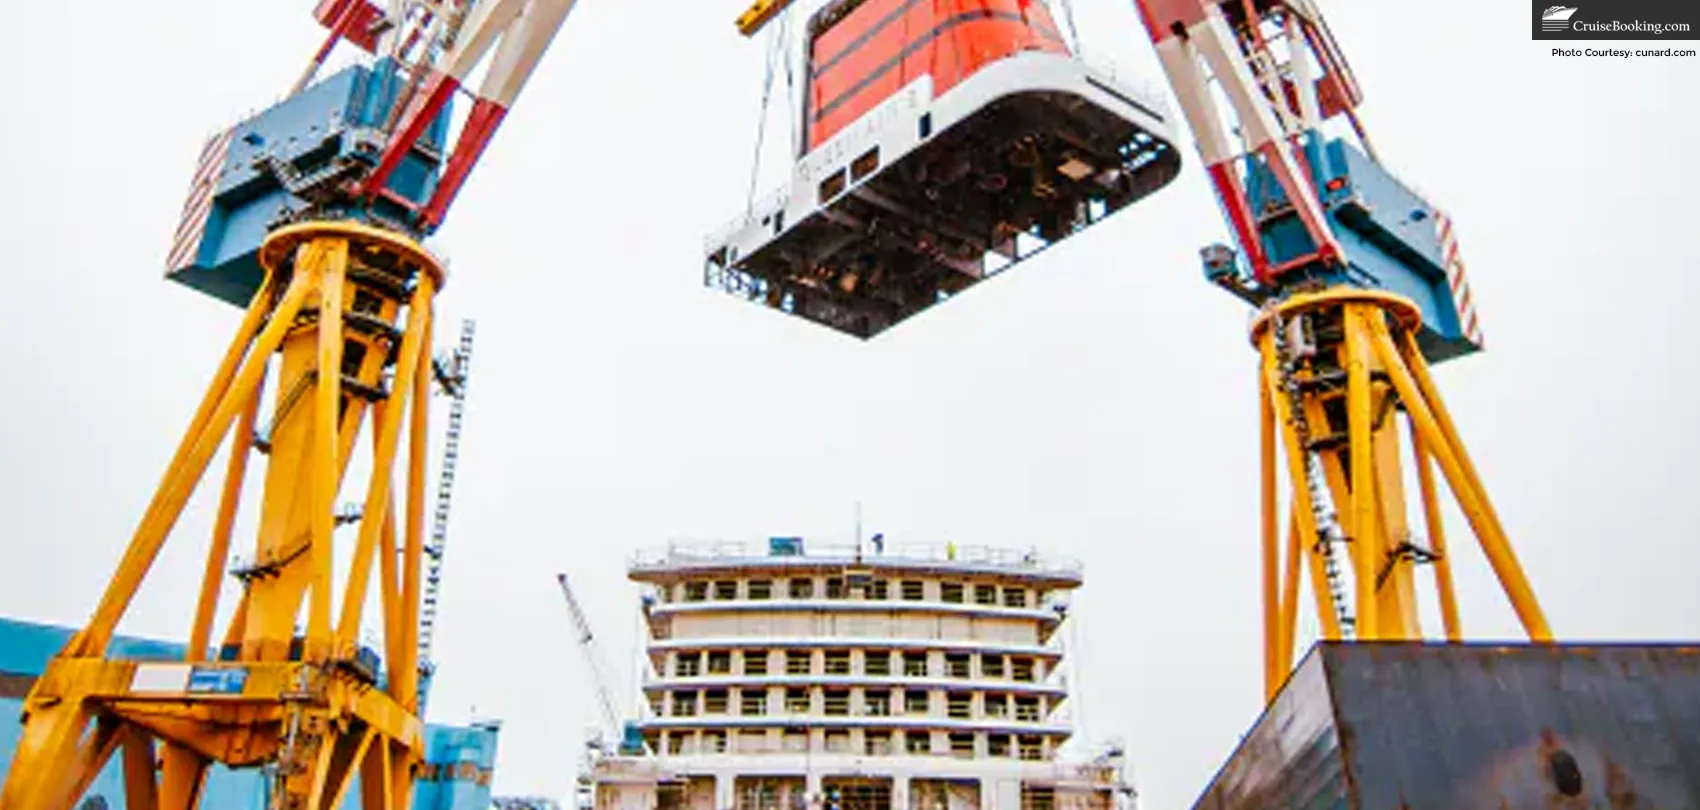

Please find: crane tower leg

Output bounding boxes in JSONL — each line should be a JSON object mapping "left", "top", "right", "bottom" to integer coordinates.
{"left": 1252, "top": 288, "right": 1552, "bottom": 701}
{"left": 0, "top": 220, "right": 443, "bottom": 810}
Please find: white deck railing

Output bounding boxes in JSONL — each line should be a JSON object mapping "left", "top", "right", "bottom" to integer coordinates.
{"left": 629, "top": 539, "right": 1083, "bottom": 578}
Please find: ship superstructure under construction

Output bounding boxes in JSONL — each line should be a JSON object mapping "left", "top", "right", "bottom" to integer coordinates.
{"left": 579, "top": 537, "right": 1134, "bottom": 810}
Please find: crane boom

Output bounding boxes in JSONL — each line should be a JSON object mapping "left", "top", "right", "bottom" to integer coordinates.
{"left": 165, "top": 0, "right": 592, "bottom": 309}
{"left": 1125, "top": 0, "right": 1550, "bottom": 699}
{"left": 1, "top": 0, "right": 1581, "bottom": 805}
{"left": 556, "top": 574, "right": 625, "bottom": 744}
{"left": 721, "top": 0, "right": 1542, "bottom": 696}
{"left": 357, "top": 0, "right": 582, "bottom": 229}
{"left": 2, "top": 2, "right": 691, "bottom": 806}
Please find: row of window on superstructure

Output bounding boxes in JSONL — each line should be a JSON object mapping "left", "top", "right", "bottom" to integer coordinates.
{"left": 665, "top": 577, "right": 1037, "bottom": 608}
{"left": 648, "top": 727, "right": 1053, "bottom": 760}
{"left": 653, "top": 685, "right": 1052, "bottom": 722}
{"left": 668, "top": 648, "right": 1043, "bottom": 681}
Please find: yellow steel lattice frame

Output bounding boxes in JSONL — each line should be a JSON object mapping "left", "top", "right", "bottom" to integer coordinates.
{"left": 1254, "top": 289, "right": 1553, "bottom": 702}
{"left": 0, "top": 221, "right": 444, "bottom": 810}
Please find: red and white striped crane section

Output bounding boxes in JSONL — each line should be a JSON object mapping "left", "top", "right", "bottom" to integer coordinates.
{"left": 1132, "top": 0, "right": 1482, "bottom": 341}
{"left": 1132, "top": 0, "right": 1352, "bottom": 286}
{"left": 309, "top": 0, "right": 582, "bottom": 230}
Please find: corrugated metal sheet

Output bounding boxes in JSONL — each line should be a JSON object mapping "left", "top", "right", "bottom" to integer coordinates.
{"left": 1191, "top": 642, "right": 1700, "bottom": 810}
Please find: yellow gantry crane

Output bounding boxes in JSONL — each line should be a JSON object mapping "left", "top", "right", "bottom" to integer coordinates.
{"left": 0, "top": 0, "right": 661, "bottom": 806}
{"left": 1119, "top": 0, "right": 1555, "bottom": 700}
{"left": 3, "top": 0, "right": 1578, "bottom": 806}
{"left": 4, "top": 221, "right": 443, "bottom": 810}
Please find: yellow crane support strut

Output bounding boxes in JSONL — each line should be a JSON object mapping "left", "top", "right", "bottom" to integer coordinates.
{"left": 0, "top": 221, "right": 446, "bottom": 810}
{"left": 1252, "top": 288, "right": 1553, "bottom": 702}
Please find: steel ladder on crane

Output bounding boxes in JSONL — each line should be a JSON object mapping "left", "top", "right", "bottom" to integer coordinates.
{"left": 420, "top": 318, "right": 477, "bottom": 671}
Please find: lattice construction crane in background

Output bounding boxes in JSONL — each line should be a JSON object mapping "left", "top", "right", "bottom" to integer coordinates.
{"left": 554, "top": 575, "right": 646, "bottom": 757}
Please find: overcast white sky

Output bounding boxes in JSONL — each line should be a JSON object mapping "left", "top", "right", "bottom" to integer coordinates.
{"left": 2, "top": 0, "right": 1698, "bottom": 807}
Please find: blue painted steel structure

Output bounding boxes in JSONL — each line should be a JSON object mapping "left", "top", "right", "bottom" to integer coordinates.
{"left": 166, "top": 60, "right": 455, "bottom": 308}
{"left": 1201, "top": 137, "right": 1481, "bottom": 363}
{"left": 0, "top": 616, "right": 499, "bottom": 810}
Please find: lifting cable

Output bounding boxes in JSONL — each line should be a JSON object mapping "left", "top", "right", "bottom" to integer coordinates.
{"left": 781, "top": 12, "right": 799, "bottom": 159}
{"left": 744, "top": 10, "right": 793, "bottom": 219}
{"left": 1048, "top": 0, "right": 1082, "bottom": 54}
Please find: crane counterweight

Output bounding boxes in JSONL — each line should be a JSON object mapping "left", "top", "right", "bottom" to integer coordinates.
{"left": 1124, "top": 0, "right": 1546, "bottom": 704}
{"left": 168, "top": 0, "right": 585, "bottom": 308}
{"left": 9, "top": 1, "right": 597, "bottom": 803}
{"left": 166, "top": 60, "right": 456, "bottom": 306}
{"left": 1206, "top": 138, "right": 1485, "bottom": 361}
{"left": 1138, "top": 0, "right": 1482, "bottom": 361}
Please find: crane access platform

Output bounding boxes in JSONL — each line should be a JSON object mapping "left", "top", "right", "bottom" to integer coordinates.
{"left": 703, "top": 0, "right": 1183, "bottom": 339}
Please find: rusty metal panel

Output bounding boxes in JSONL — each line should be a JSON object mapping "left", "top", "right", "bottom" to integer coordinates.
{"left": 1190, "top": 642, "right": 1700, "bottom": 810}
